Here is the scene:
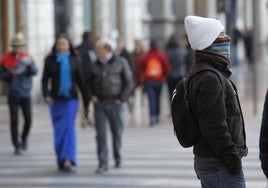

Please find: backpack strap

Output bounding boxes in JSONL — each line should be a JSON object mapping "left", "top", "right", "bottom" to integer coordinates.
{"left": 186, "top": 67, "right": 226, "bottom": 96}
{"left": 183, "top": 67, "right": 226, "bottom": 111}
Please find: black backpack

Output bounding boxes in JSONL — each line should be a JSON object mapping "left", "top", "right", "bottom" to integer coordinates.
{"left": 171, "top": 67, "right": 226, "bottom": 148}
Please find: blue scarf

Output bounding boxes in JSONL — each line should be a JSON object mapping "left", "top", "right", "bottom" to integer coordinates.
{"left": 56, "top": 51, "right": 71, "bottom": 97}
{"left": 205, "top": 42, "right": 230, "bottom": 59}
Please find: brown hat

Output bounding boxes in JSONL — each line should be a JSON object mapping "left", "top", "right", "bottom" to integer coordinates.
{"left": 11, "top": 32, "right": 26, "bottom": 46}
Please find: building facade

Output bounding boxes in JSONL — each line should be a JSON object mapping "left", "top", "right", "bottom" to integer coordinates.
{"left": 0, "top": 0, "right": 267, "bottom": 100}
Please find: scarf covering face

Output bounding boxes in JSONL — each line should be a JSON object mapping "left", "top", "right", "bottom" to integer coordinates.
{"left": 56, "top": 51, "right": 71, "bottom": 97}
{"left": 205, "top": 32, "right": 231, "bottom": 59}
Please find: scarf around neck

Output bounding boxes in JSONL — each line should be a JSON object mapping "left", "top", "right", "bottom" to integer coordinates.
{"left": 56, "top": 51, "right": 71, "bottom": 97}
{"left": 205, "top": 41, "right": 231, "bottom": 59}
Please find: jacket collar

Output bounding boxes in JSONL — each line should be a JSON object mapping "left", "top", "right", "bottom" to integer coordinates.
{"left": 194, "top": 50, "right": 232, "bottom": 78}
{"left": 97, "top": 55, "right": 115, "bottom": 65}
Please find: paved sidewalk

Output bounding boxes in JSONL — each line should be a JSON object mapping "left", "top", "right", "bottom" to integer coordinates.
{"left": 0, "top": 101, "right": 266, "bottom": 187}
{"left": 0, "top": 59, "right": 267, "bottom": 187}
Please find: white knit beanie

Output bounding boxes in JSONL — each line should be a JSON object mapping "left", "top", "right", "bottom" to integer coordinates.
{"left": 184, "top": 15, "right": 225, "bottom": 50}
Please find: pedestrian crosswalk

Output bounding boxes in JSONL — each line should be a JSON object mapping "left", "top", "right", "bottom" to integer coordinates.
{"left": 0, "top": 110, "right": 267, "bottom": 187}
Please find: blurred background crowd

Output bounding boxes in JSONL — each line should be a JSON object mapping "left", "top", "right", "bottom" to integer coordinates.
{"left": 0, "top": 0, "right": 267, "bottom": 120}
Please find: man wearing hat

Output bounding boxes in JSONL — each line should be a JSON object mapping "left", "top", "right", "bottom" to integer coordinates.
{"left": 0, "top": 32, "right": 38, "bottom": 155}
{"left": 184, "top": 16, "right": 248, "bottom": 187}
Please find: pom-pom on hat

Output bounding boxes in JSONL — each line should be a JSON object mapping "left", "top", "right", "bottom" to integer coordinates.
{"left": 184, "top": 15, "right": 224, "bottom": 50}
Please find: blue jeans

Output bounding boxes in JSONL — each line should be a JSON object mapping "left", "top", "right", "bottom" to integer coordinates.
{"left": 144, "top": 80, "right": 162, "bottom": 124}
{"left": 194, "top": 158, "right": 246, "bottom": 188}
{"left": 94, "top": 101, "right": 123, "bottom": 167}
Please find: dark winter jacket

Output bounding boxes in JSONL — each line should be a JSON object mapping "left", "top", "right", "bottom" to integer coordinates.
{"left": 188, "top": 50, "right": 248, "bottom": 175}
{"left": 42, "top": 54, "right": 89, "bottom": 108}
{"left": 75, "top": 41, "right": 95, "bottom": 82}
{"left": 185, "top": 46, "right": 194, "bottom": 73}
{"left": 88, "top": 55, "right": 133, "bottom": 102}
{"left": 260, "top": 89, "right": 268, "bottom": 179}
{"left": 165, "top": 46, "right": 186, "bottom": 79}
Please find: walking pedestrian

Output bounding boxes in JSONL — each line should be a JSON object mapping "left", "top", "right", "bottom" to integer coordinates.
{"left": 115, "top": 37, "right": 134, "bottom": 114}
{"left": 184, "top": 35, "right": 194, "bottom": 73}
{"left": 131, "top": 39, "right": 144, "bottom": 83}
{"left": 184, "top": 15, "right": 248, "bottom": 187}
{"left": 115, "top": 37, "right": 132, "bottom": 69}
{"left": 136, "top": 39, "right": 170, "bottom": 126}
{"left": 165, "top": 34, "right": 186, "bottom": 101}
{"left": 0, "top": 31, "right": 38, "bottom": 155}
{"left": 75, "top": 31, "right": 96, "bottom": 128}
{"left": 88, "top": 37, "right": 133, "bottom": 174}
{"left": 243, "top": 28, "right": 254, "bottom": 65}
{"left": 41, "top": 33, "right": 88, "bottom": 172}
{"left": 230, "top": 24, "right": 243, "bottom": 67}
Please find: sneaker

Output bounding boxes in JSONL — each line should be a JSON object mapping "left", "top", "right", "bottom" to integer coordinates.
{"left": 62, "top": 166, "right": 76, "bottom": 173}
{"left": 95, "top": 166, "right": 108, "bottom": 174}
{"left": 14, "top": 148, "right": 21, "bottom": 155}
{"left": 20, "top": 141, "right": 28, "bottom": 150}
{"left": 115, "top": 161, "right": 121, "bottom": 168}
{"left": 60, "top": 160, "right": 76, "bottom": 173}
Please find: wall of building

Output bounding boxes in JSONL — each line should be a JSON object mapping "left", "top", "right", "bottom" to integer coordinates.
{"left": 22, "top": 0, "right": 55, "bottom": 101}
{"left": 68, "top": 0, "right": 84, "bottom": 46}
{"left": 124, "top": 0, "right": 148, "bottom": 50}
{"left": 3, "top": 0, "right": 267, "bottom": 101}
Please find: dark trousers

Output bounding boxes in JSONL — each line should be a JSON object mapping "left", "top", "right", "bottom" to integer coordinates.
{"left": 144, "top": 80, "right": 163, "bottom": 124}
{"left": 8, "top": 95, "right": 32, "bottom": 149}
{"left": 94, "top": 101, "right": 123, "bottom": 167}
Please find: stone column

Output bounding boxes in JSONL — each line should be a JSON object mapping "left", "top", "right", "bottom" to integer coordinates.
{"left": 243, "top": 0, "right": 253, "bottom": 30}
{"left": 93, "top": 0, "right": 111, "bottom": 37}
{"left": 68, "top": 0, "right": 84, "bottom": 45}
{"left": 148, "top": 0, "right": 176, "bottom": 49}
{"left": 194, "top": 0, "right": 217, "bottom": 17}
{"left": 253, "top": 0, "right": 268, "bottom": 64}
{"left": 19, "top": 0, "right": 55, "bottom": 101}
{"left": 173, "top": 0, "right": 194, "bottom": 37}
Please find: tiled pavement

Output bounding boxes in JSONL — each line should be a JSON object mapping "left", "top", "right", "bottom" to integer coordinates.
{"left": 0, "top": 61, "right": 267, "bottom": 187}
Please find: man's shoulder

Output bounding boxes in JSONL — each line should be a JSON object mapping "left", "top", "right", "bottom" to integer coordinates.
{"left": 0, "top": 53, "right": 16, "bottom": 67}
{"left": 113, "top": 55, "right": 127, "bottom": 64}
{"left": 1, "top": 52, "right": 13, "bottom": 61}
